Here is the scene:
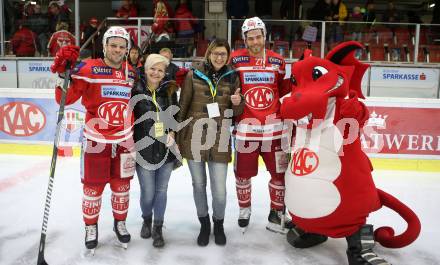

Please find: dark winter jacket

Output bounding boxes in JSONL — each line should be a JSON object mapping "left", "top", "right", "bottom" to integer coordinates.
{"left": 132, "top": 75, "right": 179, "bottom": 167}
{"left": 26, "top": 13, "right": 49, "bottom": 35}
{"left": 280, "top": 0, "right": 302, "bottom": 20}
{"left": 177, "top": 61, "right": 244, "bottom": 163}
{"left": 309, "top": 0, "right": 332, "bottom": 21}
{"left": 165, "top": 62, "right": 189, "bottom": 88}
{"left": 227, "top": 0, "right": 249, "bottom": 19}
{"left": 255, "top": 0, "right": 272, "bottom": 17}
{"left": 165, "top": 61, "right": 179, "bottom": 81}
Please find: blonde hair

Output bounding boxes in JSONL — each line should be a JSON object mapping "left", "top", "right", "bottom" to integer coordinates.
{"left": 56, "top": 22, "right": 69, "bottom": 31}
{"left": 145, "top": 54, "right": 170, "bottom": 70}
{"left": 155, "top": 1, "right": 168, "bottom": 17}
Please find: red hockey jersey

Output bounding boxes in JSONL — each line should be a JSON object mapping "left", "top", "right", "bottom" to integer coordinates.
{"left": 47, "top": 30, "right": 76, "bottom": 57}
{"left": 55, "top": 58, "right": 135, "bottom": 143}
{"left": 230, "top": 48, "right": 289, "bottom": 140}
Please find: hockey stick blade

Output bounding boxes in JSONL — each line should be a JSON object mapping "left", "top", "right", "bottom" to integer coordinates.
{"left": 36, "top": 61, "right": 73, "bottom": 265}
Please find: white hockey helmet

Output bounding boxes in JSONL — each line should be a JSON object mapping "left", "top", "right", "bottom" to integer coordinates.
{"left": 102, "top": 26, "right": 131, "bottom": 56}
{"left": 241, "top": 17, "right": 266, "bottom": 40}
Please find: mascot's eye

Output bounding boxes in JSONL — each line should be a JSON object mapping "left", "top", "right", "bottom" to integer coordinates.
{"left": 312, "top": 66, "right": 328, "bottom": 80}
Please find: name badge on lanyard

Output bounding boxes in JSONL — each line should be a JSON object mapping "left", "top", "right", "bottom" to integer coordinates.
{"left": 207, "top": 102, "right": 220, "bottom": 118}
{"left": 154, "top": 122, "right": 164, "bottom": 137}
{"left": 150, "top": 87, "right": 165, "bottom": 138}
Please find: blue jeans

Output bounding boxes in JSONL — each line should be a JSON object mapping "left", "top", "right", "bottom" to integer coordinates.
{"left": 136, "top": 162, "right": 173, "bottom": 222}
{"left": 187, "top": 160, "right": 228, "bottom": 220}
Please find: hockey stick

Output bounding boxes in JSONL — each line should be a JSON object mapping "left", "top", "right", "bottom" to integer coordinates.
{"left": 37, "top": 61, "right": 72, "bottom": 265}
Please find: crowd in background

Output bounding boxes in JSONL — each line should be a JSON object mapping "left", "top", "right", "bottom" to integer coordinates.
{"left": 3, "top": 0, "right": 440, "bottom": 59}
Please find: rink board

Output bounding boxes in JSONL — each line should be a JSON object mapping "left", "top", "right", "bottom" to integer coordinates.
{"left": 1, "top": 89, "right": 440, "bottom": 171}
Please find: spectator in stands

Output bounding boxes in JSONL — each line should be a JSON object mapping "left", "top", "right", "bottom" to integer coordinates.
{"left": 159, "top": 47, "right": 189, "bottom": 88}
{"left": 308, "top": 0, "right": 332, "bottom": 40}
{"left": 227, "top": 0, "right": 249, "bottom": 19}
{"left": 255, "top": 0, "right": 272, "bottom": 19}
{"left": 227, "top": 0, "right": 249, "bottom": 40}
{"left": 280, "top": 0, "right": 303, "bottom": 42}
{"left": 309, "top": 0, "right": 332, "bottom": 22}
{"left": 349, "top": 6, "right": 363, "bottom": 42}
{"left": 25, "top": 3, "right": 50, "bottom": 56}
{"left": 383, "top": 1, "right": 400, "bottom": 23}
{"left": 81, "top": 17, "right": 100, "bottom": 58}
{"left": 48, "top": 1, "right": 71, "bottom": 33}
{"left": 4, "top": 0, "right": 20, "bottom": 39}
{"left": 174, "top": 0, "right": 198, "bottom": 39}
{"left": 329, "top": 0, "right": 347, "bottom": 43}
{"left": 153, "top": 0, "right": 174, "bottom": 18}
{"left": 47, "top": 21, "right": 75, "bottom": 57}
{"left": 10, "top": 19, "right": 37, "bottom": 57}
{"left": 22, "top": 1, "right": 35, "bottom": 19}
{"left": 116, "top": 0, "right": 138, "bottom": 24}
{"left": 280, "top": 0, "right": 301, "bottom": 20}
{"left": 128, "top": 45, "right": 143, "bottom": 73}
{"left": 363, "top": 1, "right": 376, "bottom": 24}
{"left": 55, "top": 0, "right": 72, "bottom": 18}
{"left": 152, "top": 0, "right": 174, "bottom": 42}
{"left": 407, "top": 11, "right": 423, "bottom": 24}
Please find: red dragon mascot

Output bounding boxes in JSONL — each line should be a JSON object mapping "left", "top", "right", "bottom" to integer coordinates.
{"left": 280, "top": 41, "right": 421, "bottom": 265}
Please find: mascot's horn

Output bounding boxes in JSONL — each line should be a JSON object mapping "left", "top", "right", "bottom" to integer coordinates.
{"left": 325, "top": 41, "right": 369, "bottom": 99}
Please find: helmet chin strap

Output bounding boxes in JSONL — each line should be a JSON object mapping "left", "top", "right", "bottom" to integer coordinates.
{"left": 125, "top": 53, "right": 129, "bottom": 82}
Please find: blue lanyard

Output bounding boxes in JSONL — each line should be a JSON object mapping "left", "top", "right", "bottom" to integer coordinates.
{"left": 193, "top": 68, "right": 235, "bottom": 102}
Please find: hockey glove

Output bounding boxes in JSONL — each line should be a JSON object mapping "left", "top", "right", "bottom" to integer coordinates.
{"left": 50, "top": 45, "right": 80, "bottom": 74}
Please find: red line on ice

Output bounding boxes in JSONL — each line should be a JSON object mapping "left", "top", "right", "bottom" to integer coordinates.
{"left": 0, "top": 160, "right": 49, "bottom": 192}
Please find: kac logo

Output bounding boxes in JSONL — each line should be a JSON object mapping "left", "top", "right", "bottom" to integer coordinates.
{"left": 97, "top": 101, "right": 127, "bottom": 126}
{"left": 244, "top": 86, "right": 274, "bottom": 109}
{"left": 0, "top": 102, "right": 46, "bottom": 136}
{"left": 291, "top": 148, "right": 319, "bottom": 176}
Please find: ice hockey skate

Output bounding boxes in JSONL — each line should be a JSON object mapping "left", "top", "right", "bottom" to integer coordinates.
{"left": 238, "top": 207, "right": 251, "bottom": 234}
{"left": 113, "top": 220, "right": 131, "bottom": 249}
{"left": 265, "top": 208, "right": 294, "bottom": 235}
{"left": 346, "top": 225, "right": 391, "bottom": 265}
{"left": 286, "top": 226, "right": 328, "bottom": 249}
{"left": 84, "top": 223, "right": 98, "bottom": 255}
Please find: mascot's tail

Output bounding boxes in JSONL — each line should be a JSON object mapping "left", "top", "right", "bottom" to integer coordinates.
{"left": 374, "top": 189, "right": 421, "bottom": 248}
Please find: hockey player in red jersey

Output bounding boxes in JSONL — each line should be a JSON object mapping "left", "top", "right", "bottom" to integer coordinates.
{"left": 230, "top": 17, "right": 292, "bottom": 233}
{"left": 51, "top": 26, "right": 136, "bottom": 253}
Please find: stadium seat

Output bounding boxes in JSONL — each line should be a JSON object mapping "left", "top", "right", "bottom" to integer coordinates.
{"left": 427, "top": 45, "right": 440, "bottom": 63}
{"left": 291, "top": 41, "right": 307, "bottom": 59}
{"left": 273, "top": 40, "right": 289, "bottom": 58}
{"left": 311, "top": 42, "right": 322, "bottom": 58}
{"left": 234, "top": 39, "right": 245, "bottom": 50}
{"left": 362, "top": 31, "right": 377, "bottom": 45}
{"left": 376, "top": 29, "right": 393, "bottom": 45}
{"left": 366, "top": 44, "right": 386, "bottom": 61}
{"left": 195, "top": 39, "right": 209, "bottom": 57}
{"left": 418, "top": 28, "right": 429, "bottom": 45}
{"left": 270, "top": 25, "right": 286, "bottom": 41}
{"left": 394, "top": 28, "right": 411, "bottom": 46}
{"left": 406, "top": 45, "right": 426, "bottom": 62}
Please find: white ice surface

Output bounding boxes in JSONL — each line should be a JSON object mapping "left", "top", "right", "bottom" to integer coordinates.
{"left": 0, "top": 154, "right": 439, "bottom": 265}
